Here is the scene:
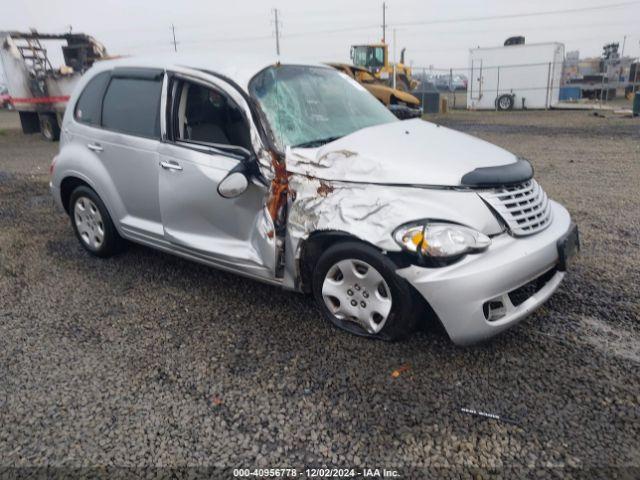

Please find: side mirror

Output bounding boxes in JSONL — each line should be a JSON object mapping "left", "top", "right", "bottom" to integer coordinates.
{"left": 217, "top": 171, "right": 249, "bottom": 198}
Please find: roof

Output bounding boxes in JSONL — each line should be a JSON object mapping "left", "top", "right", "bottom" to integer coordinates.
{"left": 469, "top": 42, "right": 564, "bottom": 52}
{"left": 88, "top": 53, "right": 330, "bottom": 90}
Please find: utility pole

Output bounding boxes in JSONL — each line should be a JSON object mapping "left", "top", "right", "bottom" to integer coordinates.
{"left": 392, "top": 28, "right": 397, "bottom": 89}
{"left": 171, "top": 24, "right": 178, "bottom": 52}
{"left": 382, "top": 2, "right": 387, "bottom": 43}
{"left": 273, "top": 9, "right": 281, "bottom": 56}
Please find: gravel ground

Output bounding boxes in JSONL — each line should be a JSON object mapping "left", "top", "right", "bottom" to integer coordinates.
{"left": 0, "top": 109, "right": 638, "bottom": 477}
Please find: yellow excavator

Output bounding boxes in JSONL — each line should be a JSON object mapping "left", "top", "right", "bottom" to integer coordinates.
{"left": 327, "top": 63, "right": 421, "bottom": 119}
{"left": 350, "top": 43, "right": 417, "bottom": 92}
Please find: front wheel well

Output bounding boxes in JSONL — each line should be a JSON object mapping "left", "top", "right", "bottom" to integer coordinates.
{"left": 60, "top": 177, "right": 91, "bottom": 214}
{"left": 298, "top": 231, "right": 370, "bottom": 293}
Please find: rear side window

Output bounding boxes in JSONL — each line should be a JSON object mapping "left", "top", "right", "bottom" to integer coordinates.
{"left": 74, "top": 71, "right": 110, "bottom": 125}
{"left": 102, "top": 77, "right": 162, "bottom": 138}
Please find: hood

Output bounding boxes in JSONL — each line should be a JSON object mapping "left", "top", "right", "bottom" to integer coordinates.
{"left": 287, "top": 119, "right": 520, "bottom": 187}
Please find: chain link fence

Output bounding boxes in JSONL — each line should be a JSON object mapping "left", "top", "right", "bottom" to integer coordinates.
{"left": 410, "top": 59, "right": 639, "bottom": 110}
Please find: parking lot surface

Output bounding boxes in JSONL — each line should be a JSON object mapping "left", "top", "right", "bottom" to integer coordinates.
{"left": 0, "top": 109, "right": 638, "bottom": 475}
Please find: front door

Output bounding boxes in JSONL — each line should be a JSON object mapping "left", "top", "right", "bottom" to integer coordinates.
{"left": 157, "top": 75, "right": 277, "bottom": 281}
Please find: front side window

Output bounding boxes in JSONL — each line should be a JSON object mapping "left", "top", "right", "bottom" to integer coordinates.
{"left": 249, "top": 65, "right": 396, "bottom": 149}
{"left": 373, "top": 47, "right": 385, "bottom": 67}
{"left": 171, "top": 80, "right": 251, "bottom": 151}
{"left": 74, "top": 71, "right": 110, "bottom": 125}
{"left": 102, "top": 77, "right": 162, "bottom": 138}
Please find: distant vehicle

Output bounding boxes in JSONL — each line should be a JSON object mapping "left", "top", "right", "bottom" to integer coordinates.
{"left": 0, "top": 83, "right": 10, "bottom": 109}
{"left": 0, "top": 30, "right": 107, "bottom": 140}
{"left": 50, "top": 55, "right": 579, "bottom": 345}
{"left": 327, "top": 63, "right": 422, "bottom": 119}
{"left": 435, "top": 74, "right": 468, "bottom": 91}
{"left": 413, "top": 72, "right": 437, "bottom": 92}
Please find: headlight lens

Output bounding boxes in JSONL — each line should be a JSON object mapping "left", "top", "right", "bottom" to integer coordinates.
{"left": 393, "top": 223, "right": 491, "bottom": 258}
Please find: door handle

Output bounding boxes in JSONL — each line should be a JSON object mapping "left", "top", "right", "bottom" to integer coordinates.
{"left": 87, "top": 143, "right": 103, "bottom": 153}
{"left": 159, "top": 160, "right": 183, "bottom": 171}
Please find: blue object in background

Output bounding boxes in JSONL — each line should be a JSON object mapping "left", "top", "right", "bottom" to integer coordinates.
{"left": 559, "top": 86, "right": 581, "bottom": 101}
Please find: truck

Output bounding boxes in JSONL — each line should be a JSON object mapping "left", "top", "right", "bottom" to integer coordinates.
{"left": 327, "top": 63, "right": 422, "bottom": 119}
{"left": 0, "top": 30, "right": 107, "bottom": 140}
{"left": 350, "top": 43, "right": 416, "bottom": 91}
{"left": 467, "top": 41, "right": 564, "bottom": 110}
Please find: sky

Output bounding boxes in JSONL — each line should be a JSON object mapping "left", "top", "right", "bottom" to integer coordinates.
{"left": 2, "top": 0, "right": 639, "bottom": 82}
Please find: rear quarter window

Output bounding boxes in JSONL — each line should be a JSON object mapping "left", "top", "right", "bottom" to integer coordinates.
{"left": 74, "top": 71, "right": 110, "bottom": 125}
{"left": 101, "top": 77, "right": 163, "bottom": 138}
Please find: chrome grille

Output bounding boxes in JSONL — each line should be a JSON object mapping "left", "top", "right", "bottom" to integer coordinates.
{"left": 479, "top": 179, "right": 552, "bottom": 236}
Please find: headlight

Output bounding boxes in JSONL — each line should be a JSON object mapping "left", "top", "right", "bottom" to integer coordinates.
{"left": 393, "top": 223, "right": 491, "bottom": 258}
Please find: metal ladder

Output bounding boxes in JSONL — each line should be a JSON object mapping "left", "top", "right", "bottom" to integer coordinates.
{"left": 17, "top": 37, "right": 54, "bottom": 96}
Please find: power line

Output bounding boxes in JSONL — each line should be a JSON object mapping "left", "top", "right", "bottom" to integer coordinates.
{"left": 391, "top": 1, "right": 640, "bottom": 28}
{"left": 247, "top": 1, "right": 640, "bottom": 41}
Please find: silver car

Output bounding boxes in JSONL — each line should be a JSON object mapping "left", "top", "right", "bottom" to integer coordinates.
{"left": 50, "top": 56, "right": 579, "bottom": 345}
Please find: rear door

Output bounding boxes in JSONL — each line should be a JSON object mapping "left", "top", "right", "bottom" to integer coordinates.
{"left": 94, "top": 68, "right": 165, "bottom": 242}
{"left": 157, "top": 73, "right": 277, "bottom": 281}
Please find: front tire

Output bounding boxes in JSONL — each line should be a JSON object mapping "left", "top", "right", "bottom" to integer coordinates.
{"left": 312, "top": 241, "right": 418, "bottom": 341}
{"left": 69, "top": 186, "right": 124, "bottom": 257}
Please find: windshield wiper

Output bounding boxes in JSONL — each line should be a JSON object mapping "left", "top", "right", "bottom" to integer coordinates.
{"left": 293, "top": 136, "right": 343, "bottom": 148}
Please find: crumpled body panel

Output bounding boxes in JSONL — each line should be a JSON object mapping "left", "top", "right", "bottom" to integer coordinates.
{"left": 283, "top": 173, "right": 504, "bottom": 290}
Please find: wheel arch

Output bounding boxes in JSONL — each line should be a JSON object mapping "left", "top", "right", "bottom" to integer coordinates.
{"left": 58, "top": 174, "right": 124, "bottom": 238}
{"left": 297, "top": 229, "right": 443, "bottom": 334}
{"left": 60, "top": 176, "right": 91, "bottom": 214}
{"left": 297, "top": 230, "right": 383, "bottom": 293}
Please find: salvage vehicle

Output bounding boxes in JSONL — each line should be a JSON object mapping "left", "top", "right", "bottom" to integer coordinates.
{"left": 50, "top": 56, "right": 580, "bottom": 345}
{"left": 327, "top": 63, "right": 422, "bottom": 119}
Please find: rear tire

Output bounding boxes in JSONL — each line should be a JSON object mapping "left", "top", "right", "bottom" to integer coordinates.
{"left": 496, "top": 94, "right": 515, "bottom": 111}
{"left": 312, "top": 241, "right": 418, "bottom": 341}
{"left": 69, "top": 186, "right": 124, "bottom": 258}
{"left": 39, "top": 113, "right": 60, "bottom": 141}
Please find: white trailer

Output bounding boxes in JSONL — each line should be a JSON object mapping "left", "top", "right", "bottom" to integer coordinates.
{"left": 0, "top": 31, "right": 107, "bottom": 140}
{"left": 467, "top": 42, "right": 565, "bottom": 110}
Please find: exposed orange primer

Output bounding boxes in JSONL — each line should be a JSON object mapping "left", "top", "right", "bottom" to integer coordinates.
{"left": 266, "top": 151, "right": 290, "bottom": 224}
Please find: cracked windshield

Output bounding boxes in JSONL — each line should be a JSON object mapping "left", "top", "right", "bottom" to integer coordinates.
{"left": 249, "top": 65, "right": 396, "bottom": 149}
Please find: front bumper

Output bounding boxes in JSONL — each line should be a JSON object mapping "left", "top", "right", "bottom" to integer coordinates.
{"left": 396, "top": 200, "right": 573, "bottom": 345}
